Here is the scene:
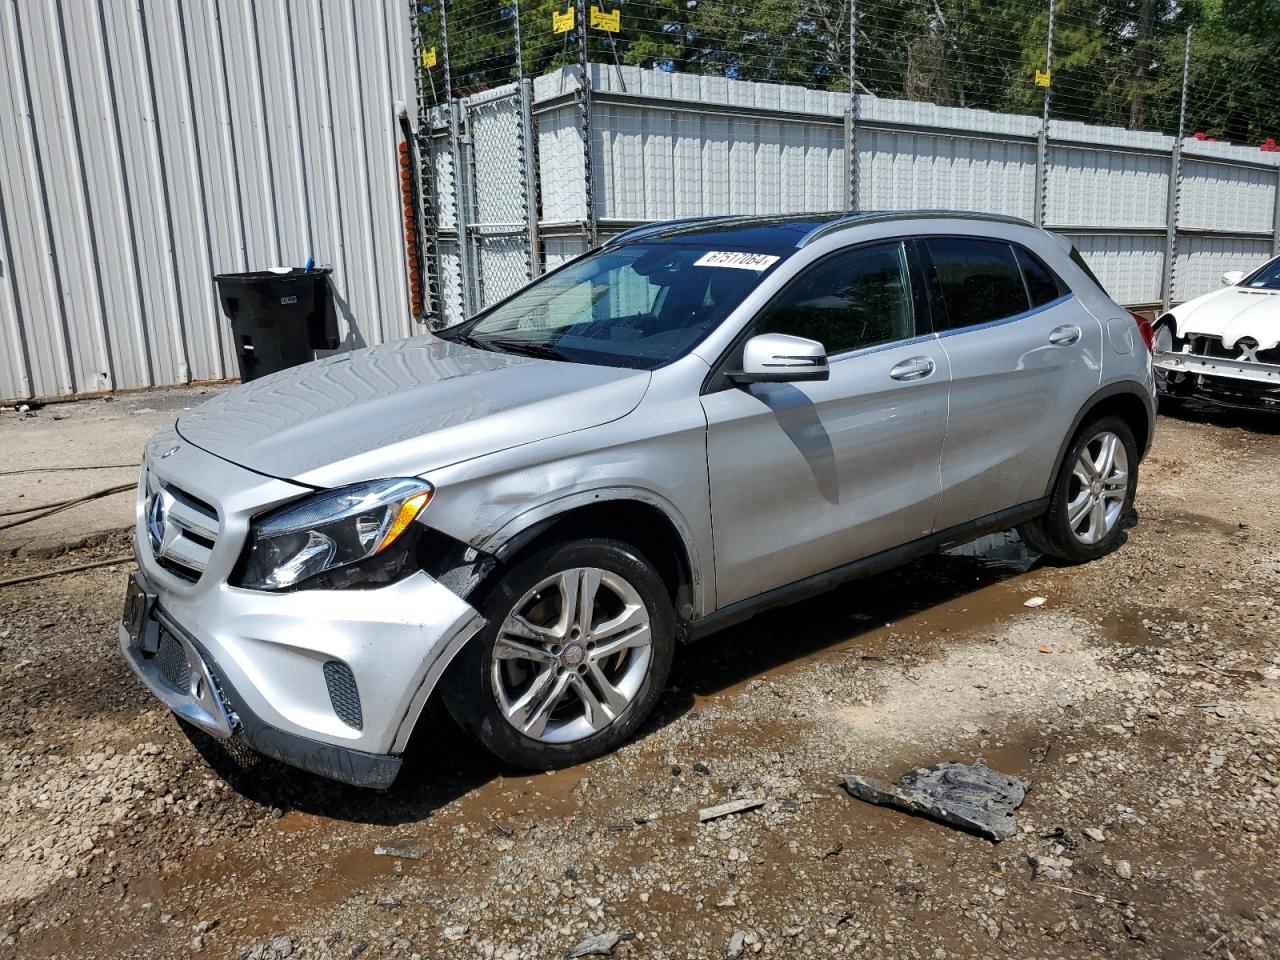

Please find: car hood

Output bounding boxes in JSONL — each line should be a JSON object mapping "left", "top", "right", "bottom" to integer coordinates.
{"left": 1169, "top": 286, "right": 1280, "bottom": 351}
{"left": 177, "top": 335, "right": 650, "bottom": 488}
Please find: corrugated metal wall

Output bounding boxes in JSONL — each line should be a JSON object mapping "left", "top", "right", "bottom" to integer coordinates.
{"left": 466, "top": 64, "right": 1277, "bottom": 324}
{"left": 0, "top": 0, "right": 414, "bottom": 403}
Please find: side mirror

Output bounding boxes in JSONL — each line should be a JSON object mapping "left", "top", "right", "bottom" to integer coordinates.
{"left": 729, "top": 333, "right": 830, "bottom": 384}
{"left": 1221, "top": 270, "right": 1245, "bottom": 286}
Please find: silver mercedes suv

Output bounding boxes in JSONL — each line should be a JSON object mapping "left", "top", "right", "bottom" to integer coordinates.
{"left": 121, "top": 211, "right": 1156, "bottom": 788}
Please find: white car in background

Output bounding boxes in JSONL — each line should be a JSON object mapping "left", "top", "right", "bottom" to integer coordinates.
{"left": 1153, "top": 256, "right": 1280, "bottom": 410}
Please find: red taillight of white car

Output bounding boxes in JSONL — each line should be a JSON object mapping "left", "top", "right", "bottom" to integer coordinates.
{"left": 1130, "top": 311, "right": 1156, "bottom": 353}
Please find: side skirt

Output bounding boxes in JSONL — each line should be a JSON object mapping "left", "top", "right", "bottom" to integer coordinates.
{"left": 684, "top": 499, "right": 1049, "bottom": 642}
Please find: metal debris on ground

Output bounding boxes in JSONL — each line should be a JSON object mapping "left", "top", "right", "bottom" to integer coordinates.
{"left": 698, "top": 795, "right": 766, "bottom": 823}
{"left": 843, "top": 760, "right": 1030, "bottom": 841}
{"left": 565, "top": 931, "right": 634, "bottom": 957}
{"left": 372, "top": 844, "right": 422, "bottom": 860}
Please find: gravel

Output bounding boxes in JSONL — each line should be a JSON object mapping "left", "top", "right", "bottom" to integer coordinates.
{"left": 1, "top": 400, "right": 1277, "bottom": 959}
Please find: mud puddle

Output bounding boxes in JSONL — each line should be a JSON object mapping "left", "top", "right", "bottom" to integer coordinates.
{"left": 674, "top": 529, "right": 1051, "bottom": 702}
{"left": 7, "top": 409, "right": 1280, "bottom": 959}
{"left": 23, "top": 529, "right": 1081, "bottom": 956}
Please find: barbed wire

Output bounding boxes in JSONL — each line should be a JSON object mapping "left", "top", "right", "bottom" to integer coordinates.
{"left": 412, "top": 0, "right": 1278, "bottom": 148}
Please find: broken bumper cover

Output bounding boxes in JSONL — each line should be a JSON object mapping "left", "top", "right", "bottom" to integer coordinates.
{"left": 120, "top": 566, "right": 484, "bottom": 789}
{"left": 1153, "top": 350, "right": 1280, "bottom": 387}
{"left": 1154, "top": 350, "right": 1280, "bottom": 409}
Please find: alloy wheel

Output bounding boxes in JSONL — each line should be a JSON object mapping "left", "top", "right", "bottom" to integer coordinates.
{"left": 1066, "top": 430, "right": 1128, "bottom": 545}
{"left": 491, "top": 567, "right": 653, "bottom": 743}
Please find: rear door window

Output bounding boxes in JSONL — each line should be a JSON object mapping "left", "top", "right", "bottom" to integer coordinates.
{"left": 1015, "top": 247, "right": 1066, "bottom": 307}
{"left": 923, "top": 238, "right": 1031, "bottom": 331}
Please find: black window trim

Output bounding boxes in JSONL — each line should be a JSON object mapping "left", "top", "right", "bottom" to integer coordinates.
{"left": 915, "top": 235, "right": 1074, "bottom": 338}
{"left": 700, "top": 236, "right": 933, "bottom": 395}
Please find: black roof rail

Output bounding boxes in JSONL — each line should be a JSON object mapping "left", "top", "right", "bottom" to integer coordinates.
{"left": 604, "top": 216, "right": 738, "bottom": 246}
{"left": 797, "top": 209, "right": 1036, "bottom": 247}
{"left": 604, "top": 209, "right": 1038, "bottom": 250}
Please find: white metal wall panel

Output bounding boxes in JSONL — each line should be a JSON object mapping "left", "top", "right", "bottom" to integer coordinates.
{"left": 543, "top": 237, "right": 589, "bottom": 271}
{"left": 1182, "top": 136, "right": 1280, "bottom": 167}
{"left": 521, "top": 64, "right": 1278, "bottom": 311}
{"left": 1174, "top": 237, "right": 1273, "bottom": 302}
{"left": 592, "top": 105, "right": 844, "bottom": 222}
{"left": 1046, "top": 145, "right": 1169, "bottom": 230}
{"left": 0, "top": 0, "right": 413, "bottom": 402}
{"left": 1179, "top": 159, "right": 1277, "bottom": 235}
{"left": 1067, "top": 234, "right": 1165, "bottom": 306}
{"left": 537, "top": 103, "right": 586, "bottom": 224}
{"left": 859, "top": 130, "right": 1036, "bottom": 217}
{"left": 1049, "top": 119, "right": 1174, "bottom": 153}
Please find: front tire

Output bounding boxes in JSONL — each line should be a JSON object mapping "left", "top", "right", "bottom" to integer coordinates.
{"left": 1017, "top": 415, "right": 1138, "bottom": 564}
{"left": 441, "top": 538, "right": 675, "bottom": 769}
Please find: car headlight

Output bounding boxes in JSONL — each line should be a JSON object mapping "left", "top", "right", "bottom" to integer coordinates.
{"left": 240, "top": 478, "right": 433, "bottom": 590}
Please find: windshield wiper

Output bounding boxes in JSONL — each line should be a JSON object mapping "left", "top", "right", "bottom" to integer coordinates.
{"left": 440, "top": 329, "right": 493, "bottom": 352}
{"left": 474, "top": 337, "right": 570, "bottom": 361}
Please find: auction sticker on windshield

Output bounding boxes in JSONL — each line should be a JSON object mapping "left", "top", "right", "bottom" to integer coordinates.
{"left": 693, "top": 251, "right": 780, "bottom": 271}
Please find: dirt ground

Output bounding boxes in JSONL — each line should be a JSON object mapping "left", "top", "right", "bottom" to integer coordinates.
{"left": 0, "top": 397, "right": 1277, "bottom": 960}
{"left": 0, "top": 388, "right": 227, "bottom": 557}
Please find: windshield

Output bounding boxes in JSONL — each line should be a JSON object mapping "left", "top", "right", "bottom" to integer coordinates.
{"left": 439, "top": 242, "right": 783, "bottom": 369}
{"left": 1241, "top": 257, "right": 1280, "bottom": 290}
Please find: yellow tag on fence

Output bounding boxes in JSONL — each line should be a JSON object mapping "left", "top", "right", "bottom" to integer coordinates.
{"left": 590, "top": 5, "right": 620, "bottom": 32}
{"left": 421, "top": 47, "right": 437, "bottom": 68}
{"left": 1035, "top": 69, "right": 1051, "bottom": 87}
{"left": 552, "top": 7, "right": 574, "bottom": 33}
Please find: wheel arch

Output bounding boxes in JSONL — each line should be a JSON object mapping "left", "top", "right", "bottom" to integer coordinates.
{"left": 475, "top": 489, "right": 705, "bottom": 626}
{"left": 1154, "top": 311, "right": 1182, "bottom": 341}
{"left": 1046, "top": 382, "right": 1154, "bottom": 498}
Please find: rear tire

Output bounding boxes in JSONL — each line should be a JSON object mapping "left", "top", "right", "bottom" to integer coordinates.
{"left": 1017, "top": 415, "right": 1138, "bottom": 564}
{"left": 441, "top": 538, "right": 675, "bottom": 769}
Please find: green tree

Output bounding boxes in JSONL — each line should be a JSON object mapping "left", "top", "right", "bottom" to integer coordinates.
{"left": 411, "top": 0, "right": 1280, "bottom": 143}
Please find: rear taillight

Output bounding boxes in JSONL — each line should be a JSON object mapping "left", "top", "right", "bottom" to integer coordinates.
{"left": 1130, "top": 311, "right": 1155, "bottom": 353}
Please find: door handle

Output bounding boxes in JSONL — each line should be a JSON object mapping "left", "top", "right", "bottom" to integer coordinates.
{"left": 889, "top": 356, "right": 936, "bottom": 381}
{"left": 1048, "top": 324, "right": 1081, "bottom": 346}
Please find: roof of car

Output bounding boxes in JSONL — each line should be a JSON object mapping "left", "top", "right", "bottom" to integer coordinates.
{"left": 606, "top": 210, "right": 1035, "bottom": 253}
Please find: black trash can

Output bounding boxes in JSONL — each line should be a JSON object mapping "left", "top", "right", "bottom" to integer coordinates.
{"left": 213, "top": 268, "right": 337, "bottom": 382}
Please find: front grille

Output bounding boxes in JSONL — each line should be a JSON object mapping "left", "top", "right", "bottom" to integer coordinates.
{"left": 145, "top": 472, "right": 221, "bottom": 582}
{"left": 1192, "top": 334, "right": 1237, "bottom": 360}
{"left": 152, "top": 626, "right": 192, "bottom": 691}
{"left": 323, "top": 661, "right": 364, "bottom": 730}
{"left": 1191, "top": 335, "right": 1280, "bottom": 366}
{"left": 1188, "top": 335, "right": 1280, "bottom": 408}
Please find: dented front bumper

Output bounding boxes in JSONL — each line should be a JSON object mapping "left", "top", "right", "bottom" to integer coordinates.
{"left": 121, "top": 430, "right": 486, "bottom": 788}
